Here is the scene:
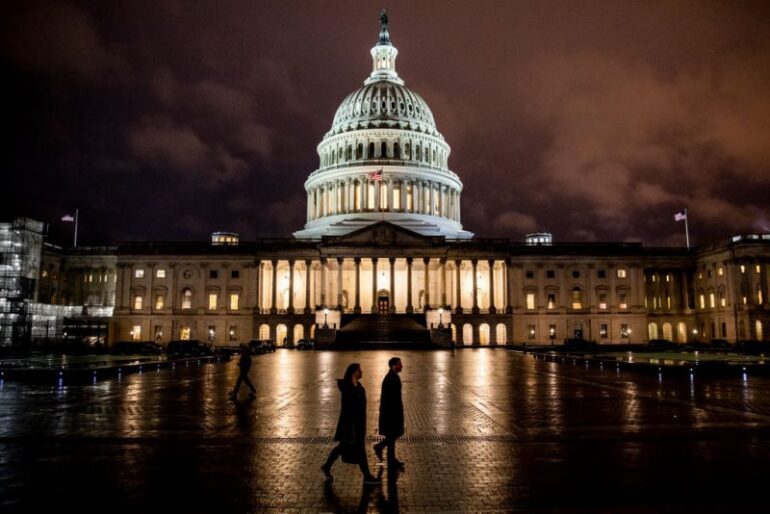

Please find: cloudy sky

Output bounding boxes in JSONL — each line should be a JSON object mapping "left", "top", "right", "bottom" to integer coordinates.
{"left": 2, "top": 0, "right": 769, "bottom": 247}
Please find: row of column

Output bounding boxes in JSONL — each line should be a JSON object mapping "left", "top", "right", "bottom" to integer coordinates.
{"left": 258, "top": 257, "right": 507, "bottom": 314}
{"left": 307, "top": 178, "right": 460, "bottom": 222}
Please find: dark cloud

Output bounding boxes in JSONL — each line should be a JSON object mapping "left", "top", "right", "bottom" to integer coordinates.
{"left": 1, "top": 0, "right": 769, "bottom": 247}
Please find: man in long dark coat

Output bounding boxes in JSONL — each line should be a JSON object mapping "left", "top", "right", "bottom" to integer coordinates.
{"left": 374, "top": 357, "right": 404, "bottom": 468}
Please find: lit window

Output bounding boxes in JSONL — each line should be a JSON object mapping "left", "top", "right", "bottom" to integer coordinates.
{"left": 617, "top": 269, "right": 627, "bottom": 279}
{"left": 133, "top": 295, "right": 143, "bottom": 310}
{"left": 230, "top": 293, "right": 240, "bottom": 310}
{"left": 208, "top": 293, "right": 218, "bottom": 310}
{"left": 599, "top": 293, "right": 607, "bottom": 310}
{"left": 759, "top": 290, "right": 764, "bottom": 305}
{"left": 182, "top": 289, "right": 192, "bottom": 309}
{"left": 547, "top": 294, "right": 556, "bottom": 309}
{"left": 740, "top": 265, "right": 746, "bottom": 274}
{"left": 718, "top": 267, "right": 724, "bottom": 276}
{"left": 743, "top": 296, "right": 748, "bottom": 305}
{"left": 667, "top": 296, "right": 671, "bottom": 310}
{"left": 620, "top": 324, "right": 629, "bottom": 338}
{"left": 229, "top": 325, "right": 238, "bottom": 342}
{"left": 88, "top": 274, "right": 93, "bottom": 283}
{"left": 652, "top": 275, "right": 657, "bottom": 283}
{"left": 156, "top": 269, "right": 166, "bottom": 278}
{"left": 527, "top": 325, "right": 536, "bottom": 340}
{"left": 42, "top": 270, "right": 48, "bottom": 278}
{"left": 619, "top": 294, "right": 627, "bottom": 309}
{"left": 757, "top": 265, "right": 762, "bottom": 274}
{"left": 571, "top": 288, "right": 582, "bottom": 309}
{"left": 526, "top": 293, "right": 535, "bottom": 310}
{"left": 180, "top": 327, "right": 191, "bottom": 340}
{"left": 131, "top": 325, "right": 141, "bottom": 341}
{"left": 549, "top": 325, "right": 556, "bottom": 338}
{"left": 720, "top": 296, "right": 726, "bottom": 307}
{"left": 709, "top": 293, "right": 715, "bottom": 308}
{"left": 666, "top": 274, "right": 671, "bottom": 282}
{"left": 155, "top": 295, "right": 165, "bottom": 310}
{"left": 600, "top": 324, "right": 608, "bottom": 338}
{"left": 697, "top": 272, "right": 703, "bottom": 280}
{"left": 699, "top": 294, "right": 705, "bottom": 309}
{"left": 135, "top": 269, "right": 144, "bottom": 278}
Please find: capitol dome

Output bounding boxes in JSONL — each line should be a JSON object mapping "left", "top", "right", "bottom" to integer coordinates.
{"left": 293, "top": 12, "right": 473, "bottom": 240}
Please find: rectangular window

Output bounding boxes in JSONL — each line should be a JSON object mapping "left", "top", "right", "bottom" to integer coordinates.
{"left": 154, "top": 325, "right": 163, "bottom": 341}
{"left": 759, "top": 290, "right": 764, "bottom": 305}
{"left": 526, "top": 293, "right": 535, "bottom": 310}
{"left": 619, "top": 294, "right": 627, "bottom": 310}
{"left": 155, "top": 295, "right": 165, "bottom": 310}
{"left": 709, "top": 293, "right": 715, "bottom": 308}
{"left": 88, "top": 274, "right": 93, "bottom": 283}
{"left": 743, "top": 296, "right": 748, "bottom": 305}
{"left": 135, "top": 269, "right": 144, "bottom": 278}
{"left": 667, "top": 296, "right": 671, "bottom": 310}
{"left": 525, "top": 270, "right": 534, "bottom": 279}
{"left": 207, "top": 325, "right": 216, "bottom": 342}
{"left": 131, "top": 325, "right": 141, "bottom": 341}
{"left": 230, "top": 293, "right": 240, "bottom": 310}
{"left": 620, "top": 323, "right": 629, "bottom": 338}
{"left": 546, "top": 270, "right": 555, "bottom": 279}
{"left": 208, "top": 293, "right": 218, "bottom": 310}
{"left": 600, "top": 324, "right": 608, "bottom": 338}
{"left": 699, "top": 294, "right": 705, "bottom": 309}
{"left": 527, "top": 325, "right": 536, "bottom": 340}
{"left": 548, "top": 325, "right": 556, "bottom": 339}
{"left": 721, "top": 322, "right": 727, "bottom": 338}
{"left": 718, "top": 267, "right": 724, "bottom": 276}
{"left": 547, "top": 293, "right": 556, "bottom": 309}
{"left": 598, "top": 270, "right": 606, "bottom": 279}
{"left": 720, "top": 296, "right": 726, "bottom": 307}
{"left": 617, "top": 269, "right": 627, "bottom": 279}
{"left": 133, "top": 295, "right": 143, "bottom": 310}
{"left": 740, "top": 265, "right": 746, "bottom": 274}
{"left": 757, "top": 264, "right": 762, "bottom": 274}
{"left": 156, "top": 269, "right": 166, "bottom": 278}
{"left": 209, "top": 270, "right": 218, "bottom": 279}
{"left": 229, "top": 325, "right": 238, "bottom": 342}
{"left": 180, "top": 327, "right": 191, "bottom": 340}
{"left": 599, "top": 293, "right": 607, "bottom": 310}
{"left": 697, "top": 272, "right": 703, "bottom": 280}
{"left": 231, "top": 270, "right": 240, "bottom": 279}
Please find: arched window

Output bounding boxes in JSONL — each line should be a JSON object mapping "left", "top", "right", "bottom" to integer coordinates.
{"left": 181, "top": 288, "right": 192, "bottom": 310}
{"left": 380, "top": 141, "right": 387, "bottom": 158}
{"left": 345, "top": 145, "right": 352, "bottom": 161}
{"left": 404, "top": 143, "right": 411, "bottom": 159}
{"left": 756, "top": 320, "right": 764, "bottom": 341}
{"left": 293, "top": 324, "right": 304, "bottom": 343}
{"left": 416, "top": 145, "right": 422, "bottom": 161}
{"left": 451, "top": 323, "right": 457, "bottom": 343}
{"left": 571, "top": 287, "right": 583, "bottom": 309}
{"left": 677, "top": 322, "right": 687, "bottom": 343}
{"left": 463, "top": 323, "right": 473, "bottom": 344}
{"left": 259, "top": 323, "right": 270, "bottom": 340}
{"left": 394, "top": 142, "right": 401, "bottom": 159}
{"left": 276, "top": 324, "right": 288, "bottom": 346}
{"left": 662, "top": 322, "right": 673, "bottom": 341}
{"left": 368, "top": 142, "right": 375, "bottom": 158}
{"left": 479, "top": 324, "right": 490, "bottom": 344}
{"left": 648, "top": 322, "right": 659, "bottom": 340}
{"left": 356, "top": 143, "right": 363, "bottom": 159}
{"left": 496, "top": 323, "right": 507, "bottom": 344}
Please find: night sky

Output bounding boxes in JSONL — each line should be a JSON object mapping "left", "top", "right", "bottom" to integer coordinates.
{"left": 2, "top": 1, "right": 769, "bottom": 247}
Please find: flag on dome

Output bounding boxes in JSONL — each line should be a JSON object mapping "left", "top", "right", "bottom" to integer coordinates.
{"left": 674, "top": 210, "right": 687, "bottom": 222}
{"left": 62, "top": 214, "right": 75, "bottom": 222}
{"left": 368, "top": 169, "right": 383, "bottom": 181}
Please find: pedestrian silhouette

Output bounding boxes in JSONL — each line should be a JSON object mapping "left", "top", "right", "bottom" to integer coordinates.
{"left": 321, "top": 362, "right": 380, "bottom": 484}
{"left": 229, "top": 345, "right": 256, "bottom": 400}
{"left": 373, "top": 357, "right": 405, "bottom": 468}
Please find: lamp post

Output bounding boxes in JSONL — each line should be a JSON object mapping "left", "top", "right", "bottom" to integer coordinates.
{"left": 323, "top": 308, "right": 329, "bottom": 328}
{"left": 438, "top": 308, "right": 443, "bottom": 328}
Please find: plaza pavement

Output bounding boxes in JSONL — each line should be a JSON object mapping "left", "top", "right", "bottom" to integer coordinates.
{"left": 2, "top": 348, "right": 770, "bottom": 513}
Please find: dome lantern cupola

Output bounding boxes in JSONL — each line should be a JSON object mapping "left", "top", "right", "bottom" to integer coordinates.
{"left": 365, "top": 10, "right": 403, "bottom": 86}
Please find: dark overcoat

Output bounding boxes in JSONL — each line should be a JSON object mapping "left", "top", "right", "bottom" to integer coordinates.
{"left": 378, "top": 370, "right": 404, "bottom": 437}
{"left": 333, "top": 379, "right": 367, "bottom": 448}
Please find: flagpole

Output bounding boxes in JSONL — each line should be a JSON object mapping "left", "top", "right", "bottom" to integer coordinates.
{"left": 74, "top": 208, "right": 79, "bottom": 248}
{"left": 684, "top": 208, "right": 689, "bottom": 249}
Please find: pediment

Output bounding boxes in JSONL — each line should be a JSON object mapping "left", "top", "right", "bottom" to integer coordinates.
{"left": 321, "top": 222, "right": 444, "bottom": 247}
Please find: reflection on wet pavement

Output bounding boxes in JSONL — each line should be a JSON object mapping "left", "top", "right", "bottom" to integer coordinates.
{"left": 2, "top": 349, "right": 770, "bottom": 512}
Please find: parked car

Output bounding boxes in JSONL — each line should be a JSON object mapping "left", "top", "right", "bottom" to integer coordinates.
{"left": 166, "top": 340, "right": 213, "bottom": 357}
{"left": 296, "top": 338, "right": 315, "bottom": 350}
{"left": 247, "top": 339, "right": 276, "bottom": 355}
{"left": 736, "top": 340, "right": 770, "bottom": 354}
{"left": 111, "top": 341, "right": 163, "bottom": 355}
{"left": 647, "top": 339, "right": 678, "bottom": 351}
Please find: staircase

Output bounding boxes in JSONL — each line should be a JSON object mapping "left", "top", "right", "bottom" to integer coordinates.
{"left": 335, "top": 314, "right": 432, "bottom": 348}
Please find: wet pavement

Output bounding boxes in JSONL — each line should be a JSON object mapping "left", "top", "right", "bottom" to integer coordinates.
{"left": 2, "top": 348, "right": 770, "bottom": 513}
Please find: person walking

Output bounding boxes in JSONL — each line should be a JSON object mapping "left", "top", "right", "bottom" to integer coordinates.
{"left": 373, "top": 357, "right": 404, "bottom": 468}
{"left": 229, "top": 346, "right": 256, "bottom": 400}
{"left": 321, "top": 363, "right": 380, "bottom": 484}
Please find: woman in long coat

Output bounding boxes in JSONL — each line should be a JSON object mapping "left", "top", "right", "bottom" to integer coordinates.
{"left": 321, "top": 363, "right": 380, "bottom": 484}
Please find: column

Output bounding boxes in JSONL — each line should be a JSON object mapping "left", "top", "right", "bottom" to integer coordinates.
{"left": 304, "top": 259, "right": 311, "bottom": 314}
{"left": 455, "top": 259, "right": 462, "bottom": 314}
{"left": 423, "top": 257, "right": 431, "bottom": 310}
{"left": 472, "top": 259, "right": 479, "bottom": 314}
{"left": 386, "top": 179, "right": 393, "bottom": 211}
{"left": 288, "top": 259, "right": 295, "bottom": 314}
{"left": 488, "top": 259, "right": 496, "bottom": 313}
{"left": 336, "top": 257, "right": 344, "bottom": 310}
{"left": 440, "top": 258, "right": 447, "bottom": 307}
{"left": 255, "top": 259, "right": 262, "bottom": 313}
{"left": 371, "top": 257, "right": 379, "bottom": 312}
{"left": 389, "top": 258, "right": 396, "bottom": 313}
{"left": 346, "top": 178, "right": 353, "bottom": 213}
{"left": 506, "top": 258, "right": 514, "bottom": 314}
{"left": 438, "top": 186, "right": 444, "bottom": 217}
{"left": 320, "top": 258, "right": 327, "bottom": 308}
{"left": 354, "top": 258, "right": 361, "bottom": 313}
{"left": 400, "top": 180, "right": 407, "bottom": 212}
{"left": 374, "top": 180, "right": 380, "bottom": 211}
{"left": 270, "top": 259, "right": 278, "bottom": 314}
{"left": 306, "top": 191, "right": 311, "bottom": 221}
{"left": 406, "top": 257, "right": 414, "bottom": 313}
{"left": 429, "top": 183, "right": 435, "bottom": 216}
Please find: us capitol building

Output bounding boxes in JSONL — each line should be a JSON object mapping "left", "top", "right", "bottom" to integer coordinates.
{"left": 3, "top": 14, "right": 769, "bottom": 348}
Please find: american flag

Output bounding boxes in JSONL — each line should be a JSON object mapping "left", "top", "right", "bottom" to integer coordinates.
{"left": 367, "top": 169, "right": 383, "bottom": 181}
